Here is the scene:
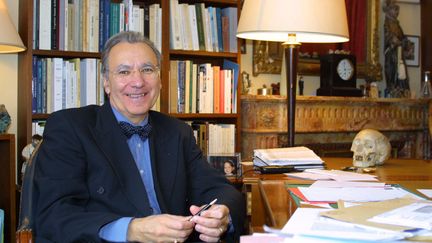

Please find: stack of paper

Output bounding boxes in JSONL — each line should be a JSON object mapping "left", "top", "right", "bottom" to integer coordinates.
{"left": 286, "top": 168, "right": 379, "bottom": 181}
{"left": 253, "top": 146, "right": 324, "bottom": 170}
{"left": 281, "top": 207, "right": 414, "bottom": 242}
{"left": 274, "top": 197, "right": 432, "bottom": 242}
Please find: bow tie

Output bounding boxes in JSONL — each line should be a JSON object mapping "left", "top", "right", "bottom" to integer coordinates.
{"left": 118, "top": 121, "right": 152, "bottom": 141}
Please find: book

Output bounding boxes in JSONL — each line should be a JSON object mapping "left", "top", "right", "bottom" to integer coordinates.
{"left": 215, "top": 8, "right": 223, "bottom": 52}
{"left": 188, "top": 4, "right": 199, "bottom": 51}
{"left": 191, "top": 63, "right": 198, "bottom": 113}
{"left": 169, "top": 0, "right": 182, "bottom": 49}
{"left": 51, "top": 0, "right": 59, "bottom": 50}
{"left": 180, "top": 3, "right": 193, "bottom": 50}
{"left": 143, "top": 4, "right": 149, "bottom": 38}
{"left": 184, "top": 60, "right": 191, "bottom": 113}
{"left": 177, "top": 60, "right": 186, "bottom": 113}
{"left": 52, "top": 58, "right": 64, "bottom": 112}
{"left": 194, "top": 3, "right": 205, "bottom": 51}
{"left": 169, "top": 60, "right": 178, "bottom": 113}
{"left": 221, "top": 7, "right": 237, "bottom": 53}
{"left": 223, "top": 60, "right": 239, "bottom": 113}
{"left": 39, "top": 0, "right": 52, "bottom": 50}
{"left": 213, "top": 66, "right": 220, "bottom": 113}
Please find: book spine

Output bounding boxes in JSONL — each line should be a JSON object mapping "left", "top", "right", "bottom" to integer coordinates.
{"left": 51, "top": 0, "right": 58, "bottom": 50}
{"left": 32, "top": 57, "right": 38, "bottom": 114}
{"left": 194, "top": 3, "right": 205, "bottom": 51}
{"left": 39, "top": 0, "right": 52, "bottom": 50}
{"left": 177, "top": 60, "right": 186, "bottom": 113}
{"left": 143, "top": 4, "right": 149, "bottom": 38}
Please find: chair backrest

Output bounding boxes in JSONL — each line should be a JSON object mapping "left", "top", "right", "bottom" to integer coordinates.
{"left": 16, "top": 140, "right": 43, "bottom": 243}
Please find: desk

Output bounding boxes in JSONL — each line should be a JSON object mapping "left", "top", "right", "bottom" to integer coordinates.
{"left": 242, "top": 157, "right": 432, "bottom": 231}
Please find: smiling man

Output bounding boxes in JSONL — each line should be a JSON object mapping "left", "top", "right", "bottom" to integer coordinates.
{"left": 33, "top": 31, "right": 245, "bottom": 243}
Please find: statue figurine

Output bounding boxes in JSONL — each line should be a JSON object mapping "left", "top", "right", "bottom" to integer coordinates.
{"left": 21, "top": 134, "right": 43, "bottom": 182}
{"left": 241, "top": 71, "right": 252, "bottom": 95}
{"left": 383, "top": 0, "right": 410, "bottom": 98}
{"left": 0, "top": 104, "right": 11, "bottom": 133}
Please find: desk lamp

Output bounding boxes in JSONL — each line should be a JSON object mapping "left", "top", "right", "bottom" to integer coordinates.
{"left": 237, "top": 0, "right": 349, "bottom": 146}
{"left": 0, "top": 0, "right": 25, "bottom": 53}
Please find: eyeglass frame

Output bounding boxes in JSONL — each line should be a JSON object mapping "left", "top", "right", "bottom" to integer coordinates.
{"left": 107, "top": 64, "right": 161, "bottom": 81}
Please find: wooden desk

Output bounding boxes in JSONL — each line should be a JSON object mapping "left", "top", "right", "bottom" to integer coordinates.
{"left": 242, "top": 157, "right": 432, "bottom": 231}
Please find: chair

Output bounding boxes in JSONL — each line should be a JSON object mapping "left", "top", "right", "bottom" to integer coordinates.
{"left": 1, "top": 208, "right": 4, "bottom": 243}
{"left": 15, "top": 140, "right": 42, "bottom": 243}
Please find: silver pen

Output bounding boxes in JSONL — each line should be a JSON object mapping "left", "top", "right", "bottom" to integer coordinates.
{"left": 188, "top": 198, "right": 218, "bottom": 221}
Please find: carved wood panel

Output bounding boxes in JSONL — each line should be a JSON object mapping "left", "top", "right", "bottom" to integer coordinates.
{"left": 241, "top": 95, "right": 430, "bottom": 160}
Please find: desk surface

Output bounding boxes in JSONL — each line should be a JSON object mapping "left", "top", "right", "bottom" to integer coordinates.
{"left": 244, "top": 157, "right": 432, "bottom": 230}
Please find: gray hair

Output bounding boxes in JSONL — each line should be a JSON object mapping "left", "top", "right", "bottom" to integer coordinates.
{"left": 101, "top": 31, "right": 161, "bottom": 78}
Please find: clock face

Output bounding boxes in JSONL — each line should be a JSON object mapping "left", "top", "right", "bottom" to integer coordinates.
{"left": 336, "top": 58, "right": 354, "bottom": 81}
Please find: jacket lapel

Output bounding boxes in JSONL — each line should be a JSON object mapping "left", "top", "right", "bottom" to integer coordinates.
{"left": 148, "top": 112, "right": 178, "bottom": 213}
{"left": 90, "top": 103, "right": 152, "bottom": 215}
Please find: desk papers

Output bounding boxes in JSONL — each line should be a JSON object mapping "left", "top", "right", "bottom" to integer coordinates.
{"left": 319, "top": 197, "right": 432, "bottom": 242}
{"left": 418, "top": 189, "right": 432, "bottom": 198}
{"left": 281, "top": 208, "right": 410, "bottom": 241}
{"left": 310, "top": 180, "right": 386, "bottom": 188}
{"left": 253, "top": 146, "right": 324, "bottom": 170}
{"left": 298, "top": 186, "right": 422, "bottom": 203}
{"left": 286, "top": 169, "right": 378, "bottom": 181}
{"left": 368, "top": 201, "right": 432, "bottom": 230}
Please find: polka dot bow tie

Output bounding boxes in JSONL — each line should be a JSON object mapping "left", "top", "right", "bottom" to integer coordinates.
{"left": 118, "top": 121, "right": 152, "bottom": 141}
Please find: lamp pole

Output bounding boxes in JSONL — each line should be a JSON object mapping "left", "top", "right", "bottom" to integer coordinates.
{"left": 283, "top": 34, "right": 300, "bottom": 147}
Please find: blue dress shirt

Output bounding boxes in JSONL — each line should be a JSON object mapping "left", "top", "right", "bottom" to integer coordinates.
{"left": 99, "top": 108, "right": 160, "bottom": 241}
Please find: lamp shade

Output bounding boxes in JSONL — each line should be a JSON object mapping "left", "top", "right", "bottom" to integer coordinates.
{"left": 237, "top": 0, "right": 349, "bottom": 43}
{"left": 0, "top": 0, "right": 25, "bottom": 53}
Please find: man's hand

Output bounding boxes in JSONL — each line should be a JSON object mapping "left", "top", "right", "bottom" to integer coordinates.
{"left": 189, "top": 204, "right": 230, "bottom": 242}
{"left": 127, "top": 214, "right": 194, "bottom": 242}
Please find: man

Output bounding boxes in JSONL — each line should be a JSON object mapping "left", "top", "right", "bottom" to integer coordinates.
{"left": 33, "top": 31, "right": 245, "bottom": 242}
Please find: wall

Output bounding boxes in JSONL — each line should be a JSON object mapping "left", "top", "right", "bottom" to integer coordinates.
{"left": 241, "top": 1, "right": 421, "bottom": 98}
{"left": 0, "top": 1, "right": 423, "bottom": 146}
{"left": 0, "top": 0, "right": 18, "bottom": 136}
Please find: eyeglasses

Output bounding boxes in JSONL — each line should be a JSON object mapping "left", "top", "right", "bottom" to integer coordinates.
{"left": 109, "top": 65, "right": 160, "bottom": 81}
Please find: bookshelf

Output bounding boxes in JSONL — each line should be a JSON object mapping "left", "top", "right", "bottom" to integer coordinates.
{"left": 17, "top": 0, "right": 242, "bottom": 174}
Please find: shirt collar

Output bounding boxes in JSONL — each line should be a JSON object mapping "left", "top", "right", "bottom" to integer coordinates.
{"left": 111, "top": 106, "right": 149, "bottom": 126}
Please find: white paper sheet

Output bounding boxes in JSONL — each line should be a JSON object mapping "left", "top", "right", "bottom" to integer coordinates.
{"left": 305, "top": 169, "right": 378, "bottom": 181}
{"left": 310, "top": 180, "right": 386, "bottom": 188}
{"left": 281, "top": 208, "right": 410, "bottom": 241}
{"left": 368, "top": 202, "right": 432, "bottom": 230}
{"left": 418, "top": 189, "right": 432, "bottom": 198}
{"left": 299, "top": 186, "right": 423, "bottom": 203}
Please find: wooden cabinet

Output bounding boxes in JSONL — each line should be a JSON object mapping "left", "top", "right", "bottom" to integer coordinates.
{"left": 0, "top": 134, "right": 16, "bottom": 243}
{"left": 17, "top": 0, "right": 242, "bottom": 166}
{"left": 241, "top": 95, "right": 430, "bottom": 160}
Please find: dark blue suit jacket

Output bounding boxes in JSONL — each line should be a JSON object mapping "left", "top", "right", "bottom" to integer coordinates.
{"left": 33, "top": 102, "right": 245, "bottom": 242}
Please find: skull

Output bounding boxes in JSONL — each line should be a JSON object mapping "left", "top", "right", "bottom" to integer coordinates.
{"left": 351, "top": 129, "right": 391, "bottom": 168}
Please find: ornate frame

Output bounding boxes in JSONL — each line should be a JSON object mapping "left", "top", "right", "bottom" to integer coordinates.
{"left": 252, "top": 0, "right": 382, "bottom": 82}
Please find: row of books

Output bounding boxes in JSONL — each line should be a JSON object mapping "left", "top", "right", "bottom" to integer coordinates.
{"left": 32, "top": 119, "right": 235, "bottom": 156}
{"left": 169, "top": 0, "right": 238, "bottom": 53}
{"left": 189, "top": 121, "right": 235, "bottom": 156}
{"left": 32, "top": 57, "right": 104, "bottom": 114}
{"left": 169, "top": 59, "right": 239, "bottom": 114}
{"left": 35, "top": 0, "right": 162, "bottom": 52}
